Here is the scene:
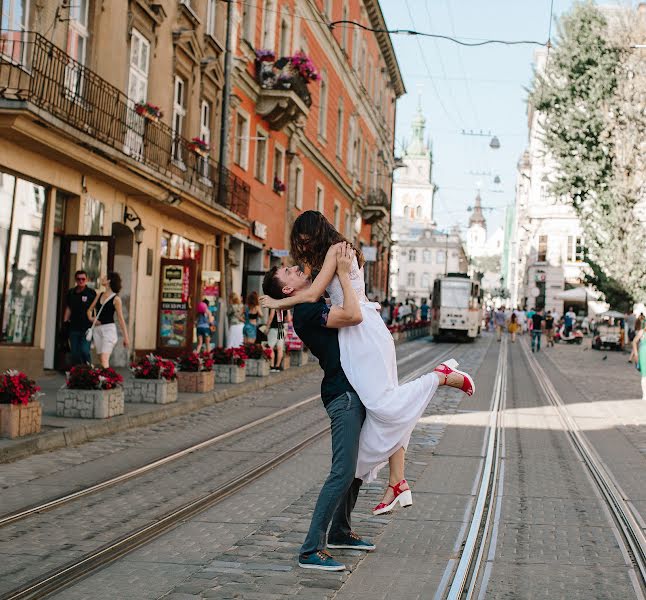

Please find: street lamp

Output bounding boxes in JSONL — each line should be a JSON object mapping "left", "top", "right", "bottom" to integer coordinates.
{"left": 123, "top": 207, "right": 145, "bottom": 360}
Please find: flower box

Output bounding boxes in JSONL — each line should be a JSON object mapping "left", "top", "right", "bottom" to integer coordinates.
{"left": 188, "top": 137, "right": 210, "bottom": 157}
{"left": 214, "top": 364, "right": 246, "bottom": 384}
{"left": 135, "top": 102, "right": 162, "bottom": 122}
{"left": 126, "top": 378, "right": 178, "bottom": 404}
{"left": 0, "top": 401, "right": 42, "bottom": 438}
{"left": 177, "top": 370, "right": 215, "bottom": 393}
{"left": 246, "top": 358, "right": 270, "bottom": 377}
{"left": 290, "top": 349, "right": 309, "bottom": 367}
{"left": 56, "top": 388, "right": 124, "bottom": 419}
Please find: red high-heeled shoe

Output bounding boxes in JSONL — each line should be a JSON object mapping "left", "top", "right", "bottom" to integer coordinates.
{"left": 373, "top": 479, "right": 413, "bottom": 516}
{"left": 434, "top": 359, "right": 475, "bottom": 396}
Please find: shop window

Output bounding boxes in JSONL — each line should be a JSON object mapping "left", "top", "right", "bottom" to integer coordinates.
{"left": 161, "top": 231, "right": 202, "bottom": 261}
{"left": 0, "top": 172, "right": 47, "bottom": 344}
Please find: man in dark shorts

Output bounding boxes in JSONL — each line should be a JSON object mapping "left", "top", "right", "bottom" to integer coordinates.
{"left": 545, "top": 310, "right": 555, "bottom": 347}
{"left": 63, "top": 270, "right": 96, "bottom": 365}
{"left": 531, "top": 309, "right": 545, "bottom": 353}
{"left": 262, "top": 243, "right": 374, "bottom": 572}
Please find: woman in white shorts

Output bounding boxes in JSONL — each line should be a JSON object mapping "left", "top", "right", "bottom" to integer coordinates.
{"left": 87, "top": 272, "right": 129, "bottom": 367}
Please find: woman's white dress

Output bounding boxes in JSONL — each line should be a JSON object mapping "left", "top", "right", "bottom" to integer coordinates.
{"left": 327, "top": 257, "right": 439, "bottom": 482}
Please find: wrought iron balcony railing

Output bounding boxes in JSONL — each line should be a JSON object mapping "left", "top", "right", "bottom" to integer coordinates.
{"left": 365, "top": 188, "right": 390, "bottom": 209}
{"left": 0, "top": 31, "right": 249, "bottom": 219}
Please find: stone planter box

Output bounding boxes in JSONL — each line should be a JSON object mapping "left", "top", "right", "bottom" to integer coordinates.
{"left": 56, "top": 388, "right": 124, "bottom": 419}
{"left": 246, "top": 358, "right": 270, "bottom": 377}
{"left": 177, "top": 370, "right": 215, "bottom": 393}
{"left": 126, "top": 379, "right": 178, "bottom": 404}
{"left": 214, "top": 364, "right": 246, "bottom": 384}
{"left": 290, "top": 349, "right": 309, "bottom": 367}
{"left": 0, "top": 401, "right": 42, "bottom": 438}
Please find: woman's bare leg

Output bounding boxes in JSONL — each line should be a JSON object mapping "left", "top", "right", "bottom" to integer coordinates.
{"left": 379, "top": 447, "right": 409, "bottom": 505}
{"left": 196, "top": 334, "right": 203, "bottom": 354}
{"left": 99, "top": 353, "right": 110, "bottom": 368}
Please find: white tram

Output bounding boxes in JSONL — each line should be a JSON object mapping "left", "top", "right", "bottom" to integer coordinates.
{"left": 431, "top": 273, "right": 482, "bottom": 341}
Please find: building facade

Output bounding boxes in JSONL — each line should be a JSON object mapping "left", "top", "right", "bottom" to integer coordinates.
{"left": 0, "top": 0, "right": 250, "bottom": 373}
{"left": 228, "top": 0, "right": 404, "bottom": 300}
{"left": 509, "top": 48, "right": 588, "bottom": 314}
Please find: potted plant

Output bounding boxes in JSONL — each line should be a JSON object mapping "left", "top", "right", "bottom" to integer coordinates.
{"left": 176, "top": 351, "right": 215, "bottom": 393}
{"left": 57, "top": 365, "right": 124, "bottom": 419}
{"left": 212, "top": 346, "right": 247, "bottom": 384}
{"left": 0, "top": 370, "right": 42, "bottom": 438}
{"left": 288, "top": 51, "right": 320, "bottom": 83}
{"left": 187, "top": 136, "right": 210, "bottom": 157}
{"left": 127, "top": 354, "right": 178, "bottom": 404}
{"left": 134, "top": 101, "right": 163, "bottom": 122}
{"left": 273, "top": 176, "right": 286, "bottom": 193}
{"left": 243, "top": 343, "right": 272, "bottom": 377}
{"left": 255, "top": 48, "right": 276, "bottom": 63}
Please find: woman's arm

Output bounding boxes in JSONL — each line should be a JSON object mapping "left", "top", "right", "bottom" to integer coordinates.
{"left": 261, "top": 243, "right": 342, "bottom": 309}
{"left": 114, "top": 296, "right": 130, "bottom": 347}
{"left": 87, "top": 293, "right": 100, "bottom": 322}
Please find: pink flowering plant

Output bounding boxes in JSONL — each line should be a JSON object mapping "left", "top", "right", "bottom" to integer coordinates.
{"left": 212, "top": 346, "right": 247, "bottom": 368}
{"left": 65, "top": 365, "right": 123, "bottom": 391}
{"left": 288, "top": 51, "right": 319, "bottom": 83}
{"left": 178, "top": 351, "right": 215, "bottom": 372}
{"left": 255, "top": 48, "right": 276, "bottom": 62}
{"left": 0, "top": 370, "right": 41, "bottom": 405}
{"left": 130, "top": 354, "right": 177, "bottom": 381}
{"left": 135, "top": 101, "right": 163, "bottom": 119}
{"left": 188, "top": 137, "right": 210, "bottom": 153}
{"left": 273, "top": 176, "right": 286, "bottom": 193}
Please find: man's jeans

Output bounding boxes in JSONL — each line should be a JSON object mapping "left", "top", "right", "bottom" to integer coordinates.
{"left": 531, "top": 331, "right": 542, "bottom": 352}
{"left": 69, "top": 330, "right": 91, "bottom": 365}
{"left": 300, "top": 391, "right": 365, "bottom": 556}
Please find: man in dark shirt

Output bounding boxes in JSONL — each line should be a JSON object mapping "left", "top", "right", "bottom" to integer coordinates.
{"left": 63, "top": 270, "right": 96, "bottom": 365}
{"left": 262, "top": 243, "right": 373, "bottom": 572}
{"left": 531, "top": 309, "right": 545, "bottom": 353}
{"left": 544, "top": 311, "right": 555, "bottom": 347}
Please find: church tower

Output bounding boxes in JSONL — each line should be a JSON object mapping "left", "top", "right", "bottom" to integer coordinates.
{"left": 466, "top": 192, "right": 487, "bottom": 256}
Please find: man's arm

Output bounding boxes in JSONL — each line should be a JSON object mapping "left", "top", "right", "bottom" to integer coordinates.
{"left": 325, "top": 243, "right": 363, "bottom": 328}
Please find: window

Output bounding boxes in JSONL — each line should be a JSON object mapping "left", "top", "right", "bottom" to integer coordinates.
{"left": 416, "top": 205, "right": 422, "bottom": 218}
{"left": 199, "top": 100, "right": 212, "bottom": 176}
{"left": 2, "top": 0, "right": 28, "bottom": 31}
{"left": 278, "top": 10, "right": 291, "bottom": 56}
{"left": 354, "top": 136, "right": 361, "bottom": 179}
{"left": 408, "top": 249, "right": 416, "bottom": 262}
{"left": 261, "top": 0, "right": 277, "bottom": 49}
{"left": 241, "top": 2, "right": 255, "bottom": 43}
{"left": 333, "top": 202, "right": 340, "bottom": 229}
{"left": 125, "top": 29, "right": 150, "bottom": 158}
{"left": 273, "top": 145, "right": 285, "bottom": 191}
{"left": 234, "top": 111, "right": 250, "bottom": 169}
{"left": 359, "top": 41, "right": 366, "bottom": 81}
{"left": 538, "top": 234, "right": 548, "bottom": 262}
{"left": 315, "top": 184, "right": 324, "bottom": 213}
{"left": 421, "top": 273, "right": 430, "bottom": 288}
{"left": 295, "top": 165, "right": 304, "bottom": 209}
{"left": 341, "top": 3, "right": 348, "bottom": 50}
{"left": 407, "top": 272, "right": 415, "bottom": 287}
{"left": 567, "top": 235, "right": 584, "bottom": 262}
{"left": 347, "top": 116, "right": 355, "bottom": 172}
{"left": 323, "top": 0, "right": 332, "bottom": 20}
{"left": 0, "top": 172, "right": 47, "bottom": 344}
{"left": 352, "top": 27, "right": 360, "bottom": 68}
{"left": 65, "top": 0, "right": 89, "bottom": 97}
{"left": 344, "top": 210, "right": 351, "bottom": 238}
{"left": 254, "top": 128, "right": 268, "bottom": 183}
{"left": 318, "top": 70, "right": 328, "bottom": 139}
{"left": 422, "top": 249, "right": 431, "bottom": 263}
{"left": 336, "top": 99, "right": 344, "bottom": 158}
{"left": 362, "top": 147, "right": 368, "bottom": 187}
{"left": 206, "top": 0, "right": 217, "bottom": 37}
{"left": 172, "top": 76, "right": 187, "bottom": 163}
{"left": 436, "top": 250, "right": 445, "bottom": 264}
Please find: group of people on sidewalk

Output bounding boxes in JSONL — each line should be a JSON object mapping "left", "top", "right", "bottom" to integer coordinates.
{"left": 491, "top": 305, "right": 560, "bottom": 351}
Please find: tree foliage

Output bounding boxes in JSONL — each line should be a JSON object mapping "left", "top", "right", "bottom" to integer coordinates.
{"left": 530, "top": 1, "right": 646, "bottom": 304}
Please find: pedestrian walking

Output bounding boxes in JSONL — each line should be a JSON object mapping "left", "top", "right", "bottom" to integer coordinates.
{"left": 226, "top": 292, "right": 245, "bottom": 348}
{"left": 196, "top": 300, "right": 214, "bottom": 353}
{"left": 627, "top": 312, "right": 637, "bottom": 343}
{"left": 564, "top": 306, "right": 577, "bottom": 337}
{"left": 86, "top": 272, "right": 129, "bottom": 368}
{"left": 494, "top": 306, "right": 507, "bottom": 341}
{"left": 266, "top": 307, "right": 289, "bottom": 372}
{"left": 63, "top": 270, "right": 97, "bottom": 366}
{"left": 545, "top": 310, "right": 555, "bottom": 347}
{"left": 531, "top": 309, "right": 545, "bottom": 353}
{"left": 508, "top": 312, "right": 520, "bottom": 343}
{"left": 243, "top": 291, "right": 261, "bottom": 344}
{"left": 631, "top": 321, "right": 646, "bottom": 401}
{"left": 420, "top": 298, "right": 430, "bottom": 321}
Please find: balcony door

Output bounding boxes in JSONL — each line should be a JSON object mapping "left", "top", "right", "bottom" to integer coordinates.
{"left": 124, "top": 29, "right": 150, "bottom": 159}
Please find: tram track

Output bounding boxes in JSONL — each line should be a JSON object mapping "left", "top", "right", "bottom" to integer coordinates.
{"left": 1, "top": 341, "right": 459, "bottom": 600}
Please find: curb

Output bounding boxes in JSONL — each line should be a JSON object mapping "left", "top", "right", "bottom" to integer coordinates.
{"left": 0, "top": 362, "right": 319, "bottom": 464}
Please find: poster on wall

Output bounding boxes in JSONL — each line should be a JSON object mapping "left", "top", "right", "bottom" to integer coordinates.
{"left": 201, "top": 270, "right": 220, "bottom": 340}
{"left": 158, "top": 260, "right": 194, "bottom": 351}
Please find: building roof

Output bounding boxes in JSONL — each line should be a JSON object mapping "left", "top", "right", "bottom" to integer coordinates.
{"left": 468, "top": 192, "right": 486, "bottom": 228}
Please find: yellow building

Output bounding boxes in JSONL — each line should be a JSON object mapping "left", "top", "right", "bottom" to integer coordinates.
{"left": 0, "top": 1, "right": 249, "bottom": 373}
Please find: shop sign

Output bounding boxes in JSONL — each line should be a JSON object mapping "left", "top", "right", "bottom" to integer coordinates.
{"left": 534, "top": 272, "right": 546, "bottom": 282}
{"left": 362, "top": 246, "right": 378, "bottom": 262}
{"left": 161, "top": 264, "right": 189, "bottom": 309}
{"left": 158, "top": 259, "right": 196, "bottom": 352}
{"left": 271, "top": 249, "right": 289, "bottom": 257}
{"left": 253, "top": 221, "right": 267, "bottom": 239}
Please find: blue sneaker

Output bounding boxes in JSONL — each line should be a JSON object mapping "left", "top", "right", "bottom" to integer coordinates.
{"left": 298, "top": 550, "right": 346, "bottom": 571}
{"left": 327, "top": 531, "right": 376, "bottom": 551}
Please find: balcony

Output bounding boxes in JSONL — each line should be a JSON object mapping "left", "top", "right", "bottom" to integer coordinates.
{"left": 254, "top": 56, "right": 311, "bottom": 130}
{"left": 362, "top": 188, "right": 391, "bottom": 224}
{"left": 0, "top": 31, "right": 249, "bottom": 219}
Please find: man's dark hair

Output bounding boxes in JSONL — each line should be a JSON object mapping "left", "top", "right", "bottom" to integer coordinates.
{"left": 262, "top": 266, "right": 288, "bottom": 300}
{"left": 74, "top": 270, "right": 87, "bottom": 278}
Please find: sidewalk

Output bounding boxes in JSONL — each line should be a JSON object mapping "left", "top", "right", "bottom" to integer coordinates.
{"left": 0, "top": 362, "right": 318, "bottom": 464}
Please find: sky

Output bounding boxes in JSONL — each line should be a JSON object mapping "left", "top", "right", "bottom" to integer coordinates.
{"left": 381, "top": 0, "right": 633, "bottom": 235}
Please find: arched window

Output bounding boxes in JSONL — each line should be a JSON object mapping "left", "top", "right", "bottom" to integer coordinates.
{"left": 416, "top": 205, "right": 422, "bottom": 218}
{"left": 403, "top": 204, "right": 409, "bottom": 218}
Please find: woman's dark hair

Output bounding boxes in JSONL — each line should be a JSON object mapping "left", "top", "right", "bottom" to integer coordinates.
{"left": 108, "top": 271, "right": 122, "bottom": 294}
{"left": 290, "top": 210, "right": 364, "bottom": 272}
{"left": 246, "top": 290, "right": 259, "bottom": 308}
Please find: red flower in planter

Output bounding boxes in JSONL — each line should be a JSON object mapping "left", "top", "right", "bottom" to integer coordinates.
{"left": 0, "top": 370, "right": 41, "bottom": 405}
{"left": 178, "top": 352, "right": 215, "bottom": 372}
{"left": 66, "top": 365, "right": 123, "bottom": 391}
{"left": 131, "top": 354, "right": 177, "bottom": 381}
{"left": 212, "top": 346, "right": 247, "bottom": 368}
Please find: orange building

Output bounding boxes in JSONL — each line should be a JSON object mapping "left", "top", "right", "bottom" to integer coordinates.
{"left": 227, "top": 0, "right": 405, "bottom": 299}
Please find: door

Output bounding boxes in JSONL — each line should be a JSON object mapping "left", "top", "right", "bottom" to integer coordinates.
{"left": 124, "top": 29, "right": 150, "bottom": 158}
{"left": 55, "top": 235, "right": 115, "bottom": 370}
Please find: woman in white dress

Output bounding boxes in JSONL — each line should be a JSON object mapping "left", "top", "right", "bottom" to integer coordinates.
{"left": 261, "top": 211, "right": 474, "bottom": 514}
